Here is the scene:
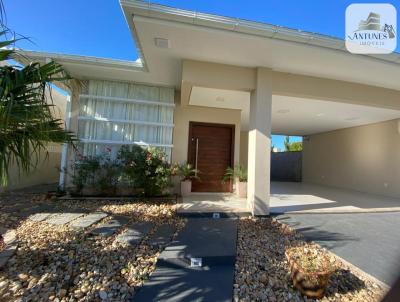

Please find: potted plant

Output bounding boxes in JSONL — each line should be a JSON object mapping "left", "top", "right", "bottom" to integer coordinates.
{"left": 175, "top": 162, "right": 199, "bottom": 197}
{"left": 223, "top": 165, "right": 247, "bottom": 198}
{"left": 285, "top": 244, "right": 337, "bottom": 299}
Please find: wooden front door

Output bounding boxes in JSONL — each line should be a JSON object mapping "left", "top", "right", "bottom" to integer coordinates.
{"left": 188, "top": 122, "right": 234, "bottom": 192}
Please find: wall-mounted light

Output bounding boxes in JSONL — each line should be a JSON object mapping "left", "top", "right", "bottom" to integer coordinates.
{"left": 154, "top": 37, "right": 171, "bottom": 49}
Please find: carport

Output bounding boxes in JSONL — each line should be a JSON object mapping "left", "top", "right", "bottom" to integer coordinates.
{"left": 267, "top": 95, "right": 400, "bottom": 214}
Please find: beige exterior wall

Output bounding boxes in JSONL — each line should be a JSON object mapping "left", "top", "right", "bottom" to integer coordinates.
{"left": 240, "top": 131, "right": 248, "bottom": 168}
{"left": 182, "top": 60, "right": 400, "bottom": 111}
{"left": 3, "top": 89, "right": 67, "bottom": 191}
{"left": 5, "top": 145, "right": 63, "bottom": 190}
{"left": 303, "top": 119, "right": 400, "bottom": 198}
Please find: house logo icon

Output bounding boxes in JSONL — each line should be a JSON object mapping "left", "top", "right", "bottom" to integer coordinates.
{"left": 346, "top": 4, "right": 397, "bottom": 54}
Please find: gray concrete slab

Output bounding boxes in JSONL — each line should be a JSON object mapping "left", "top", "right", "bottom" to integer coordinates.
{"left": 160, "top": 218, "right": 237, "bottom": 266}
{"left": 275, "top": 212, "right": 400, "bottom": 286}
{"left": 116, "top": 222, "right": 154, "bottom": 246}
{"left": 91, "top": 216, "right": 129, "bottom": 237}
{"left": 148, "top": 224, "right": 176, "bottom": 248}
{"left": 271, "top": 182, "right": 400, "bottom": 213}
{"left": 133, "top": 260, "right": 234, "bottom": 302}
{"left": 0, "top": 244, "right": 17, "bottom": 269}
{"left": 29, "top": 213, "right": 59, "bottom": 222}
{"left": 69, "top": 212, "right": 108, "bottom": 229}
{"left": 45, "top": 213, "right": 85, "bottom": 225}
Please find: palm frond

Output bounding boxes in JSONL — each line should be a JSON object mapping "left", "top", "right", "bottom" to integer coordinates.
{"left": 0, "top": 28, "right": 76, "bottom": 186}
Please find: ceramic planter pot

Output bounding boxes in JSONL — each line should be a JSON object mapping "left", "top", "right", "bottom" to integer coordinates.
{"left": 181, "top": 180, "right": 192, "bottom": 197}
{"left": 285, "top": 251, "right": 334, "bottom": 299}
{"left": 237, "top": 181, "right": 247, "bottom": 198}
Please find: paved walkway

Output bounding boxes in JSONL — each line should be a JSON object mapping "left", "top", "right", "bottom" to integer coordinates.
{"left": 133, "top": 218, "right": 237, "bottom": 302}
{"left": 276, "top": 212, "right": 400, "bottom": 286}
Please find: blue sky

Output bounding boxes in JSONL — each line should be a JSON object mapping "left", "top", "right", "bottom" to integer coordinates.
{"left": 5, "top": 0, "right": 398, "bottom": 148}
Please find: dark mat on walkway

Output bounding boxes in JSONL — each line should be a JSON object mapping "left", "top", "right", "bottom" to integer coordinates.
{"left": 159, "top": 218, "right": 237, "bottom": 265}
{"left": 133, "top": 218, "right": 237, "bottom": 302}
{"left": 133, "top": 260, "right": 235, "bottom": 302}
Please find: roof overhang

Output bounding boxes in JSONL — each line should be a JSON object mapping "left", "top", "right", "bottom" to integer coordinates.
{"left": 121, "top": 0, "right": 400, "bottom": 91}
{"left": 13, "top": 50, "right": 177, "bottom": 88}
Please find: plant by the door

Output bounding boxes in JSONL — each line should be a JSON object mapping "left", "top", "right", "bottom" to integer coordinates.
{"left": 174, "top": 162, "right": 200, "bottom": 196}
{"left": 223, "top": 165, "right": 247, "bottom": 198}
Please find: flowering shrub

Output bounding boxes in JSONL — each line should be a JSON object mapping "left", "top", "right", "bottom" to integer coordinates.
{"left": 72, "top": 145, "right": 172, "bottom": 197}
{"left": 119, "top": 146, "right": 172, "bottom": 197}
{"left": 72, "top": 155, "right": 102, "bottom": 192}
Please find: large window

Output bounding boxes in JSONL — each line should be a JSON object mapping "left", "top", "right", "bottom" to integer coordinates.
{"left": 77, "top": 80, "right": 175, "bottom": 160}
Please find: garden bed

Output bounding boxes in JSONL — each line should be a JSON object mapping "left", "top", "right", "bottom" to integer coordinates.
{"left": 234, "top": 217, "right": 387, "bottom": 302}
{"left": 0, "top": 195, "right": 184, "bottom": 301}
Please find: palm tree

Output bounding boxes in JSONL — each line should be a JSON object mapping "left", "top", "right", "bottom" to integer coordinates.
{"left": 0, "top": 30, "right": 75, "bottom": 185}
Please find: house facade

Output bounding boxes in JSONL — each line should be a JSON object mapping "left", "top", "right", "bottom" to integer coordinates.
{"left": 19, "top": 0, "right": 400, "bottom": 215}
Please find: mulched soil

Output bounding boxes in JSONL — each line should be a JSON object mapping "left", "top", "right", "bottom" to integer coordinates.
{"left": 0, "top": 192, "right": 184, "bottom": 301}
{"left": 234, "top": 217, "right": 386, "bottom": 302}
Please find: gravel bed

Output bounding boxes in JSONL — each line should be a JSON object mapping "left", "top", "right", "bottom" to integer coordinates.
{"left": 0, "top": 194, "right": 184, "bottom": 301}
{"left": 234, "top": 217, "right": 387, "bottom": 302}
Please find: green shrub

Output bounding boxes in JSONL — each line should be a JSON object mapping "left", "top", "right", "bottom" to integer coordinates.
{"left": 118, "top": 145, "right": 172, "bottom": 197}
{"left": 222, "top": 165, "right": 247, "bottom": 183}
{"left": 72, "top": 156, "right": 101, "bottom": 192}
{"left": 72, "top": 145, "right": 172, "bottom": 197}
{"left": 173, "top": 162, "right": 199, "bottom": 181}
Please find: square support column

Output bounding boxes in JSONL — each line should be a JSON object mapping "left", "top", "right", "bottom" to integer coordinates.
{"left": 247, "top": 68, "right": 272, "bottom": 216}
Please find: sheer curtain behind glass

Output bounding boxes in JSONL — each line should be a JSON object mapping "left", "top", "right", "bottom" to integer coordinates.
{"left": 78, "top": 80, "right": 174, "bottom": 160}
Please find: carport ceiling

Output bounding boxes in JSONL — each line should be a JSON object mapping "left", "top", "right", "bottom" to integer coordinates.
{"left": 189, "top": 87, "right": 400, "bottom": 135}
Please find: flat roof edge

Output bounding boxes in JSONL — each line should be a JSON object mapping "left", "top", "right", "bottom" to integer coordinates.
{"left": 120, "top": 0, "right": 400, "bottom": 65}
{"left": 14, "top": 50, "right": 146, "bottom": 71}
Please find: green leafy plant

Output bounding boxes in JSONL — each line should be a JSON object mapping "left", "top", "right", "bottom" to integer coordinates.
{"left": 118, "top": 145, "right": 172, "bottom": 197}
{"left": 223, "top": 165, "right": 247, "bottom": 182}
{"left": 71, "top": 156, "right": 101, "bottom": 192}
{"left": 284, "top": 136, "right": 303, "bottom": 151}
{"left": 0, "top": 30, "right": 76, "bottom": 186}
{"left": 142, "top": 147, "right": 172, "bottom": 196}
{"left": 174, "top": 162, "right": 199, "bottom": 181}
{"left": 118, "top": 145, "right": 146, "bottom": 187}
{"left": 98, "top": 158, "right": 120, "bottom": 194}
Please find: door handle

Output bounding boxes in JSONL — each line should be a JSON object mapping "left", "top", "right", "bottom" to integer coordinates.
{"left": 195, "top": 138, "right": 199, "bottom": 177}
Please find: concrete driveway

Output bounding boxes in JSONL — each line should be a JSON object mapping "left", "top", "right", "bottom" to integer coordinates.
{"left": 276, "top": 212, "right": 400, "bottom": 286}
{"left": 271, "top": 182, "right": 400, "bottom": 213}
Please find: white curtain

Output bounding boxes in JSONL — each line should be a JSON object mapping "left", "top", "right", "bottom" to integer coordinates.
{"left": 77, "top": 80, "right": 174, "bottom": 160}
